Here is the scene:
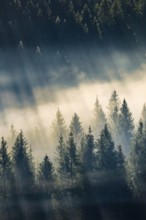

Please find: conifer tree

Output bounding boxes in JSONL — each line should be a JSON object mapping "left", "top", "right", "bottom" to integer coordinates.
{"left": 141, "top": 103, "right": 146, "bottom": 128}
{"left": 9, "top": 124, "right": 16, "bottom": 146}
{"left": 70, "top": 113, "right": 83, "bottom": 144}
{"left": 119, "top": 99, "right": 134, "bottom": 154}
{"left": 51, "top": 109, "right": 67, "bottom": 142}
{"left": 92, "top": 97, "right": 106, "bottom": 137}
{"left": 12, "top": 131, "right": 34, "bottom": 193}
{"left": 82, "top": 127, "right": 95, "bottom": 172}
{"left": 66, "top": 132, "right": 79, "bottom": 186}
{"left": 116, "top": 144, "right": 125, "bottom": 171}
{"left": 0, "top": 137, "right": 13, "bottom": 198}
{"left": 128, "top": 121, "right": 146, "bottom": 197}
{"left": 96, "top": 124, "right": 117, "bottom": 170}
{"left": 39, "top": 155, "right": 54, "bottom": 192}
{"left": 107, "top": 90, "right": 120, "bottom": 145}
{"left": 55, "top": 135, "right": 68, "bottom": 181}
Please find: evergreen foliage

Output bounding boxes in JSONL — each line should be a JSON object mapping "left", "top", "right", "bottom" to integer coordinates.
{"left": 108, "top": 90, "right": 120, "bottom": 145}
{"left": 12, "top": 131, "right": 34, "bottom": 193}
{"left": 82, "top": 127, "right": 95, "bottom": 172}
{"left": 96, "top": 124, "right": 117, "bottom": 170}
{"left": 0, "top": 96, "right": 146, "bottom": 219}
{"left": 0, "top": 0, "right": 146, "bottom": 48}
{"left": 119, "top": 99, "right": 134, "bottom": 154}
{"left": 141, "top": 103, "right": 146, "bottom": 128}
{"left": 92, "top": 97, "right": 106, "bottom": 137}
{"left": 51, "top": 109, "right": 67, "bottom": 142}
{"left": 70, "top": 113, "right": 83, "bottom": 144}
{"left": 128, "top": 121, "right": 146, "bottom": 197}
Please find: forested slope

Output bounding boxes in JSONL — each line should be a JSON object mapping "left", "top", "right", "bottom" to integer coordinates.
{"left": 0, "top": 0, "right": 146, "bottom": 48}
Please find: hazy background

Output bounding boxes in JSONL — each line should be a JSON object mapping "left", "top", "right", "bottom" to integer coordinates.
{"left": 0, "top": 46, "right": 146, "bottom": 160}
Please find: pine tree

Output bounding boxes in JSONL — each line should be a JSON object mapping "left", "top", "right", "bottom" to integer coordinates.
{"left": 82, "top": 127, "right": 95, "bottom": 172}
{"left": 9, "top": 124, "right": 16, "bottom": 146}
{"left": 12, "top": 131, "right": 34, "bottom": 193}
{"left": 0, "top": 137, "right": 13, "bottom": 198}
{"left": 39, "top": 155, "right": 54, "bottom": 193}
{"left": 51, "top": 109, "right": 67, "bottom": 143}
{"left": 55, "top": 135, "right": 67, "bottom": 180}
{"left": 107, "top": 90, "right": 120, "bottom": 145}
{"left": 66, "top": 132, "right": 79, "bottom": 186}
{"left": 70, "top": 113, "right": 83, "bottom": 144}
{"left": 92, "top": 97, "right": 106, "bottom": 137}
{"left": 119, "top": 99, "right": 134, "bottom": 154}
{"left": 141, "top": 103, "right": 146, "bottom": 128}
{"left": 128, "top": 121, "right": 146, "bottom": 197}
{"left": 116, "top": 144, "right": 125, "bottom": 172}
{"left": 96, "top": 124, "right": 117, "bottom": 170}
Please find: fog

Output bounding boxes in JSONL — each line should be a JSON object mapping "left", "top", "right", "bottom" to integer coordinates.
{"left": 0, "top": 47, "right": 146, "bottom": 160}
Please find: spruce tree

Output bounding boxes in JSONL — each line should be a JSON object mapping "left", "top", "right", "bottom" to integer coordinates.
{"left": 39, "top": 155, "right": 54, "bottom": 193}
{"left": 92, "top": 97, "right": 106, "bottom": 137}
{"left": 128, "top": 121, "right": 146, "bottom": 197}
{"left": 70, "top": 113, "right": 83, "bottom": 144}
{"left": 107, "top": 90, "right": 120, "bottom": 145}
{"left": 55, "top": 135, "right": 68, "bottom": 181}
{"left": 82, "top": 127, "right": 95, "bottom": 172}
{"left": 66, "top": 132, "right": 79, "bottom": 186}
{"left": 8, "top": 124, "right": 16, "bottom": 148}
{"left": 96, "top": 124, "right": 117, "bottom": 170}
{"left": 119, "top": 99, "right": 134, "bottom": 154}
{"left": 0, "top": 137, "right": 13, "bottom": 198}
{"left": 116, "top": 145, "right": 125, "bottom": 171}
{"left": 12, "top": 131, "right": 34, "bottom": 194}
{"left": 51, "top": 109, "right": 67, "bottom": 143}
{"left": 141, "top": 103, "right": 146, "bottom": 128}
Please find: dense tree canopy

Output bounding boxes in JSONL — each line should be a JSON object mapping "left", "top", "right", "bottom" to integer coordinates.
{"left": 0, "top": 0, "right": 146, "bottom": 48}
{"left": 0, "top": 91, "right": 146, "bottom": 219}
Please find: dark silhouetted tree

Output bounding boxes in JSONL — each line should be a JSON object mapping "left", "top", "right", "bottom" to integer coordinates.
{"left": 119, "top": 99, "right": 134, "bottom": 154}
{"left": 141, "top": 103, "right": 146, "bottom": 128}
{"left": 82, "top": 127, "right": 95, "bottom": 172}
{"left": 128, "top": 121, "right": 146, "bottom": 198}
{"left": 12, "top": 131, "right": 34, "bottom": 194}
{"left": 0, "top": 137, "right": 13, "bottom": 198}
{"left": 96, "top": 124, "right": 117, "bottom": 170}
{"left": 66, "top": 132, "right": 79, "bottom": 186}
{"left": 39, "top": 155, "right": 54, "bottom": 192}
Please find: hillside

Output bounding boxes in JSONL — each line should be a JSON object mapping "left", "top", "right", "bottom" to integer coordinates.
{"left": 0, "top": 0, "right": 146, "bottom": 48}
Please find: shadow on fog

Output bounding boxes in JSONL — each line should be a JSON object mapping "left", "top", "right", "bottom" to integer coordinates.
{"left": 0, "top": 45, "right": 146, "bottom": 110}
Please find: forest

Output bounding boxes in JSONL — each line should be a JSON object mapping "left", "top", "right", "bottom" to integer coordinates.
{"left": 1, "top": 90, "right": 146, "bottom": 220}
{"left": 0, "top": 0, "right": 146, "bottom": 48}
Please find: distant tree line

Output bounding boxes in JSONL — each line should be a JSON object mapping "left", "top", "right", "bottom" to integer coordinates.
{"left": 1, "top": 90, "right": 146, "bottom": 220}
{"left": 0, "top": 0, "right": 146, "bottom": 48}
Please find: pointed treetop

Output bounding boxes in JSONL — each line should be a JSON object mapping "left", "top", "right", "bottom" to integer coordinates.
{"left": 141, "top": 103, "right": 146, "bottom": 126}
{"left": 137, "top": 120, "right": 144, "bottom": 137}
{"left": 69, "top": 132, "right": 73, "bottom": 137}
{"left": 88, "top": 126, "right": 92, "bottom": 134}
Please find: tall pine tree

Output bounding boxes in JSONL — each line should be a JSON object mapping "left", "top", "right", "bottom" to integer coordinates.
{"left": 128, "top": 121, "right": 146, "bottom": 197}
{"left": 51, "top": 109, "right": 67, "bottom": 143}
{"left": 70, "top": 113, "right": 83, "bottom": 144}
{"left": 12, "top": 131, "right": 34, "bottom": 194}
{"left": 141, "top": 103, "right": 146, "bottom": 128}
{"left": 119, "top": 99, "right": 134, "bottom": 154}
{"left": 92, "top": 97, "right": 106, "bottom": 137}
{"left": 107, "top": 90, "right": 120, "bottom": 146}
{"left": 82, "top": 127, "right": 95, "bottom": 173}
{"left": 96, "top": 124, "right": 117, "bottom": 170}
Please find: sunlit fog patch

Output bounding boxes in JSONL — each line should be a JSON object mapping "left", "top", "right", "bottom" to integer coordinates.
{"left": 0, "top": 52, "right": 146, "bottom": 160}
{"left": 1, "top": 65, "right": 146, "bottom": 130}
